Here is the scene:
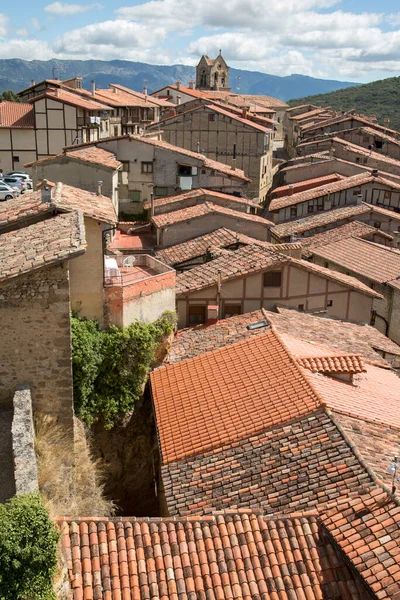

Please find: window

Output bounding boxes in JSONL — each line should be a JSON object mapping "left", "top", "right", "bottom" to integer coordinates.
{"left": 188, "top": 305, "right": 206, "bottom": 325}
{"left": 374, "top": 221, "right": 381, "bottom": 229}
{"left": 298, "top": 304, "right": 304, "bottom": 311}
{"left": 141, "top": 161, "right": 153, "bottom": 173}
{"left": 122, "top": 161, "right": 129, "bottom": 172}
{"left": 308, "top": 205, "right": 314, "bottom": 214}
{"left": 327, "top": 300, "right": 333, "bottom": 307}
{"left": 12, "top": 156, "right": 19, "bottom": 162}
{"left": 375, "top": 140, "right": 383, "bottom": 149}
{"left": 178, "top": 164, "right": 192, "bottom": 176}
{"left": 363, "top": 157, "right": 368, "bottom": 164}
{"left": 356, "top": 157, "right": 360, "bottom": 163}
{"left": 208, "top": 114, "right": 215, "bottom": 122}
{"left": 155, "top": 186, "right": 168, "bottom": 197}
{"left": 263, "top": 271, "right": 282, "bottom": 287}
{"left": 324, "top": 261, "right": 329, "bottom": 268}
{"left": 290, "top": 207, "right": 297, "bottom": 217}
{"left": 224, "top": 305, "right": 241, "bottom": 319}
{"left": 384, "top": 190, "right": 391, "bottom": 199}
{"left": 317, "top": 199, "right": 324, "bottom": 211}
{"left": 130, "top": 190, "right": 141, "bottom": 202}
{"left": 201, "top": 169, "right": 206, "bottom": 174}
{"left": 353, "top": 189, "right": 361, "bottom": 196}
{"left": 113, "top": 126, "right": 118, "bottom": 136}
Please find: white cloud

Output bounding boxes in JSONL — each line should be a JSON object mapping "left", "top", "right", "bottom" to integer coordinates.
{"left": 0, "top": 13, "right": 8, "bottom": 37}
{"left": 30, "top": 17, "right": 46, "bottom": 31}
{"left": 0, "top": 39, "right": 51, "bottom": 60}
{"left": 44, "top": 2, "right": 102, "bottom": 15}
{"left": 15, "top": 28, "right": 30, "bottom": 38}
{"left": 53, "top": 19, "right": 168, "bottom": 60}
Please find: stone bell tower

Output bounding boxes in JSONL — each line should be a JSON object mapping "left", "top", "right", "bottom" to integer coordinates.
{"left": 196, "top": 50, "right": 230, "bottom": 91}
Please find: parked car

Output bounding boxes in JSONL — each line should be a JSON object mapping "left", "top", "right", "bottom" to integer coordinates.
{"left": 5, "top": 172, "right": 33, "bottom": 189}
{"left": 0, "top": 182, "right": 18, "bottom": 201}
{"left": 0, "top": 176, "right": 28, "bottom": 193}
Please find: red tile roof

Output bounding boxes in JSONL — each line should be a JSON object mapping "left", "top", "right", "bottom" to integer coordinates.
{"left": 301, "top": 221, "right": 393, "bottom": 251}
{"left": 268, "top": 172, "right": 399, "bottom": 211}
{"left": 93, "top": 87, "right": 162, "bottom": 108}
{"left": 152, "top": 201, "right": 271, "bottom": 229}
{"left": 25, "top": 146, "right": 121, "bottom": 170}
{"left": 271, "top": 202, "right": 400, "bottom": 239}
{"left": 109, "top": 83, "right": 171, "bottom": 107}
{"left": 144, "top": 188, "right": 259, "bottom": 211}
{"left": 0, "top": 211, "right": 86, "bottom": 282}
{"left": 310, "top": 236, "right": 400, "bottom": 285}
{"left": 322, "top": 488, "right": 400, "bottom": 599}
{"left": 28, "top": 87, "right": 112, "bottom": 111}
{"left": 0, "top": 182, "right": 117, "bottom": 227}
{"left": 303, "top": 114, "right": 400, "bottom": 138}
{"left": 332, "top": 137, "right": 400, "bottom": 168}
{"left": 271, "top": 173, "right": 343, "bottom": 198}
{"left": 151, "top": 330, "right": 322, "bottom": 464}
{"left": 0, "top": 101, "right": 34, "bottom": 128}
{"left": 58, "top": 512, "right": 368, "bottom": 600}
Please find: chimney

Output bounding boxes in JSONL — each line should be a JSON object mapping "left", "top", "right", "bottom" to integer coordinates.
{"left": 188, "top": 80, "right": 195, "bottom": 90}
{"left": 177, "top": 94, "right": 181, "bottom": 105}
{"left": 176, "top": 80, "right": 181, "bottom": 90}
{"left": 143, "top": 86, "right": 148, "bottom": 99}
{"left": 31, "top": 79, "right": 35, "bottom": 86}
{"left": 356, "top": 193, "right": 363, "bottom": 205}
{"left": 242, "top": 108, "right": 247, "bottom": 119}
{"left": 207, "top": 304, "right": 219, "bottom": 325}
{"left": 288, "top": 184, "right": 294, "bottom": 196}
{"left": 371, "top": 169, "right": 379, "bottom": 177}
{"left": 97, "top": 180, "right": 103, "bottom": 196}
{"left": 391, "top": 230, "right": 400, "bottom": 248}
{"left": 91, "top": 80, "right": 96, "bottom": 96}
{"left": 113, "top": 86, "right": 118, "bottom": 93}
{"left": 39, "top": 179, "right": 54, "bottom": 203}
{"left": 150, "top": 192, "right": 155, "bottom": 217}
{"left": 55, "top": 87, "right": 60, "bottom": 97}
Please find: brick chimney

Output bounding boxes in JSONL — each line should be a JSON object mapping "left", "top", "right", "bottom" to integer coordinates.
{"left": 242, "top": 108, "right": 247, "bottom": 119}
{"left": 288, "top": 184, "right": 294, "bottom": 196}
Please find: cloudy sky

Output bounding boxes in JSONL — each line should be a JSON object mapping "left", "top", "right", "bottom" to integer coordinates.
{"left": 1, "top": 0, "right": 400, "bottom": 82}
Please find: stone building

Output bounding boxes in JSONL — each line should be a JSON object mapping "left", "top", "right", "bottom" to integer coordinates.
{"left": 196, "top": 52, "right": 230, "bottom": 91}
{"left": 149, "top": 104, "right": 273, "bottom": 200}
{"left": 174, "top": 243, "right": 380, "bottom": 328}
{"left": 0, "top": 211, "right": 86, "bottom": 432}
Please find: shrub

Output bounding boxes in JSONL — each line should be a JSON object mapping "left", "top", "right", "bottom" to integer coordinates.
{"left": 0, "top": 492, "right": 58, "bottom": 600}
{"left": 71, "top": 311, "right": 176, "bottom": 428}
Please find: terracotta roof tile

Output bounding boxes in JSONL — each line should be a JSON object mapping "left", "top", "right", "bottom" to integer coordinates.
{"left": 25, "top": 147, "right": 121, "bottom": 170}
{"left": 28, "top": 87, "right": 112, "bottom": 111}
{"left": 151, "top": 330, "right": 322, "bottom": 464}
{"left": 310, "top": 236, "right": 400, "bottom": 285}
{"left": 176, "top": 244, "right": 287, "bottom": 295}
{"left": 271, "top": 202, "right": 400, "bottom": 240}
{"left": 300, "top": 221, "right": 393, "bottom": 251}
{"left": 0, "top": 211, "right": 86, "bottom": 282}
{"left": 271, "top": 173, "right": 343, "bottom": 198}
{"left": 92, "top": 86, "right": 163, "bottom": 108}
{"left": 144, "top": 188, "right": 259, "bottom": 212}
{"left": 0, "top": 182, "right": 117, "bottom": 228}
{"left": 161, "top": 410, "right": 376, "bottom": 516}
{"left": 152, "top": 201, "right": 271, "bottom": 229}
{"left": 155, "top": 227, "right": 242, "bottom": 266}
{"left": 58, "top": 512, "right": 368, "bottom": 600}
{"left": 268, "top": 307, "right": 400, "bottom": 368}
{"left": 322, "top": 488, "right": 400, "bottom": 599}
{"left": 303, "top": 114, "right": 400, "bottom": 138}
{"left": 331, "top": 137, "right": 400, "bottom": 168}
{"left": 0, "top": 101, "right": 34, "bottom": 128}
{"left": 268, "top": 173, "right": 395, "bottom": 211}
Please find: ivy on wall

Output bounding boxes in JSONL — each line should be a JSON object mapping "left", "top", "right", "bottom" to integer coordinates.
{"left": 71, "top": 311, "right": 176, "bottom": 428}
{"left": 0, "top": 492, "right": 59, "bottom": 600}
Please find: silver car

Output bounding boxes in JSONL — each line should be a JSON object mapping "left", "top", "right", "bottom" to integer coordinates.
{"left": 0, "top": 176, "right": 28, "bottom": 193}
{"left": 5, "top": 172, "right": 33, "bottom": 189}
{"left": 0, "top": 182, "right": 18, "bottom": 201}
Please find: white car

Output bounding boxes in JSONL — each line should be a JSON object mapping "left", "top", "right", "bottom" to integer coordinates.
{"left": 5, "top": 172, "right": 33, "bottom": 189}
{"left": 0, "top": 182, "right": 18, "bottom": 201}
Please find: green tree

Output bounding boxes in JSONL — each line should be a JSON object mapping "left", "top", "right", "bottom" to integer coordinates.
{"left": 0, "top": 492, "right": 59, "bottom": 600}
{"left": 0, "top": 90, "right": 21, "bottom": 103}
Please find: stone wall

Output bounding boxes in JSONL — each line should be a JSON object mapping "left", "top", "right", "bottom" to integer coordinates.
{"left": 12, "top": 386, "right": 38, "bottom": 495}
{"left": 0, "top": 264, "right": 74, "bottom": 430}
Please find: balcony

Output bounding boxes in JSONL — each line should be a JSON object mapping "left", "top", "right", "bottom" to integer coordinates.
{"left": 104, "top": 254, "right": 176, "bottom": 327}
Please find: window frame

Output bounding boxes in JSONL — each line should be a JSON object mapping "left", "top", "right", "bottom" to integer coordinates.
{"left": 263, "top": 270, "right": 282, "bottom": 288}
{"left": 141, "top": 161, "right": 153, "bottom": 174}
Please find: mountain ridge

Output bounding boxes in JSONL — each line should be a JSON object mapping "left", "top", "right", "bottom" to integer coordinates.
{"left": 0, "top": 58, "right": 358, "bottom": 101}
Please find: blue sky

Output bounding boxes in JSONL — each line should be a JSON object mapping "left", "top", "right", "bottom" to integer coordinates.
{"left": 1, "top": 0, "right": 400, "bottom": 82}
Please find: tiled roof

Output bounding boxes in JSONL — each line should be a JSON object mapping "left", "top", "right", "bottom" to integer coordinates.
{"left": 25, "top": 146, "right": 121, "bottom": 170}
{"left": 301, "top": 221, "right": 393, "bottom": 250}
{"left": 109, "top": 83, "right": 171, "bottom": 106}
{"left": 58, "top": 512, "right": 369, "bottom": 600}
{"left": 152, "top": 330, "right": 322, "bottom": 464}
{"left": 0, "top": 211, "right": 86, "bottom": 282}
{"left": 152, "top": 201, "right": 271, "bottom": 229}
{"left": 297, "top": 353, "right": 366, "bottom": 374}
{"left": 322, "top": 488, "right": 400, "bottom": 599}
{"left": 176, "top": 245, "right": 286, "bottom": 295}
{"left": 161, "top": 410, "right": 375, "bottom": 516}
{"left": 0, "top": 101, "right": 34, "bottom": 128}
{"left": 268, "top": 173, "right": 394, "bottom": 211}
{"left": 168, "top": 310, "right": 268, "bottom": 363}
{"left": 358, "top": 125, "right": 400, "bottom": 147}
{"left": 233, "top": 93, "right": 288, "bottom": 108}
{"left": 310, "top": 236, "right": 400, "bottom": 285}
{"left": 144, "top": 189, "right": 259, "bottom": 211}
{"left": 303, "top": 114, "right": 400, "bottom": 138}
{"left": 91, "top": 87, "right": 163, "bottom": 108}
{"left": 306, "top": 362, "right": 400, "bottom": 431}
{"left": 271, "top": 202, "right": 400, "bottom": 239}
{"left": 290, "top": 108, "right": 333, "bottom": 121}
{"left": 332, "top": 137, "right": 400, "bottom": 168}
{"left": 269, "top": 306, "right": 400, "bottom": 368}
{"left": 0, "top": 182, "right": 117, "bottom": 228}
{"left": 155, "top": 227, "right": 241, "bottom": 266}
{"left": 28, "top": 87, "right": 112, "bottom": 111}
{"left": 271, "top": 173, "right": 343, "bottom": 198}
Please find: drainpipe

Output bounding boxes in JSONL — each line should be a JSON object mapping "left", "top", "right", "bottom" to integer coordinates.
{"left": 150, "top": 192, "right": 155, "bottom": 217}
{"left": 216, "top": 268, "right": 222, "bottom": 313}
{"left": 102, "top": 224, "right": 117, "bottom": 283}
{"left": 370, "top": 308, "right": 390, "bottom": 336}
